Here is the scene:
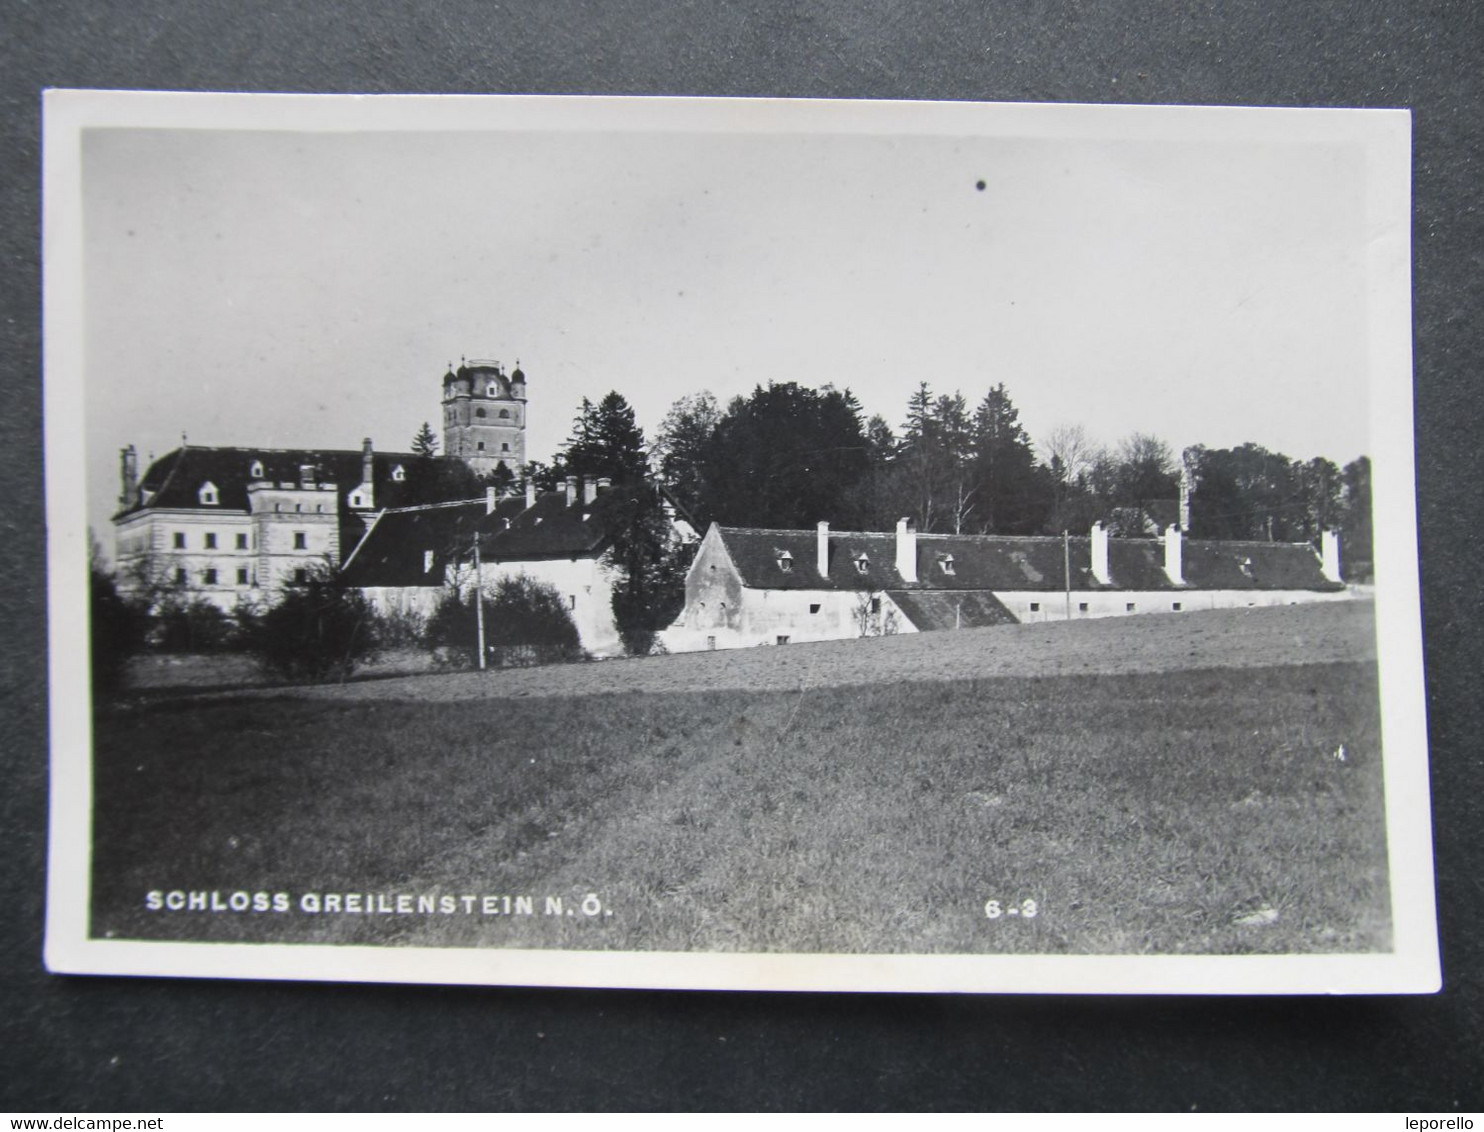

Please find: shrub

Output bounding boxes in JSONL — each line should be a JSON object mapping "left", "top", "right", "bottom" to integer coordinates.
{"left": 90, "top": 565, "right": 146, "bottom": 694}
{"left": 153, "top": 593, "right": 234, "bottom": 653}
{"left": 424, "top": 573, "right": 583, "bottom": 668}
{"left": 250, "top": 569, "right": 379, "bottom": 682}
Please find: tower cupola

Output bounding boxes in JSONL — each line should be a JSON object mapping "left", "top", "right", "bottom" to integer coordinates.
{"left": 441, "top": 354, "right": 528, "bottom": 478}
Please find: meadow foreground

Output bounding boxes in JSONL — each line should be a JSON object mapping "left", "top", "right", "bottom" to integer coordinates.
{"left": 91, "top": 601, "right": 1390, "bottom": 955}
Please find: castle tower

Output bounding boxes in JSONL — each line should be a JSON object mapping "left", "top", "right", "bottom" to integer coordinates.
{"left": 441, "top": 357, "right": 527, "bottom": 478}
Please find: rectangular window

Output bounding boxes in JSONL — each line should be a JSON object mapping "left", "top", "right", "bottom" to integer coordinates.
{"left": 1126, "top": 602, "right": 1136, "bottom": 612}
{"left": 809, "top": 603, "right": 821, "bottom": 614}
{"left": 870, "top": 597, "right": 881, "bottom": 614}
{"left": 237, "top": 568, "right": 249, "bottom": 585}
{"left": 568, "top": 595, "right": 577, "bottom": 609}
{"left": 236, "top": 533, "right": 248, "bottom": 549}
{"left": 294, "top": 568, "right": 308, "bottom": 585}
{"left": 294, "top": 532, "right": 307, "bottom": 549}
{"left": 1078, "top": 602, "right": 1089, "bottom": 613}
{"left": 173, "top": 532, "right": 185, "bottom": 549}
{"left": 706, "top": 636, "right": 717, "bottom": 651}
{"left": 174, "top": 567, "right": 187, "bottom": 584}
{"left": 204, "top": 568, "right": 218, "bottom": 585}
{"left": 1029, "top": 602, "right": 1041, "bottom": 612}
{"left": 205, "top": 532, "right": 217, "bottom": 549}
{"left": 1172, "top": 601, "right": 1183, "bottom": 611}
{"left": 776, "top": 635, "right": 791, "bottom": 645}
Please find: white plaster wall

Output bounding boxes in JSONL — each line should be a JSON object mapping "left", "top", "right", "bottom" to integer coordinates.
{"left": 477, "top": 557, "right": 622, "bottom": 657}
{"left": 1001, "top": 587, "right": 1353, "bottom": 623}
{"left": 660, "top": 588, "right": 914, "bottom": 653}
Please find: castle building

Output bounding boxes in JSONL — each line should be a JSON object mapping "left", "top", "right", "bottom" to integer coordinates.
{"left": 441, "top": 358, "right": 526, "bottom": 477}
{"left": 113, "top": 356, "right": 530, "bottom": 610}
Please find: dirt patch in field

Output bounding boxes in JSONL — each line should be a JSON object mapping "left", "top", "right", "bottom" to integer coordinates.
{"left": 248, "top": 598, "right": 1375, "bottom": 704}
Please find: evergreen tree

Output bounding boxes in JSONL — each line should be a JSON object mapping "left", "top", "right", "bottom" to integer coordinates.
{"left": 599, "top": 481, "right": 697, "bottom": 656}
{"left": 697, "top": 382, "right": 872, "bottom": 530}
{"left": 968, "top": 383, "right": 1050, "bottom": 534}
{"left": 1340, "top": 455, "right": 1373, "bottom": 581}
{"left": 560, "top": 391, "right": 649, "bottom": 484}
{"left": 411, "top": 422, "right": 440, "bottom": 458}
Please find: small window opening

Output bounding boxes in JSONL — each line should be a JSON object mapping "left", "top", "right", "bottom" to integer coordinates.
{"left": 1172, "top": 601, "right": 1183, "bottom": 611}
{"left": 205, "top": 533, "right": 217, "bottom": 549}
{"left": 475, "top": 408, "right": 487, "bottom": 418}
{"left": 499, "top": 409, "right": 510, "bottom": 419}
{"left": 1078, "top": 602, "right": 1089, "bottom": 613}
{"left": 809, "top": 603, "right": 821, "bottom": 614}
{"left": 236, "top": 568, "right": 249, "bottom": 585}
{"left": 870, "top": 597, "right": 882, "bottom": 614}
{"left": 174, "top": 567, "right": 187, "bottom": 585}
{"left": 776, "top": 635, "right": 791, "bottom": 645}
{"left": 1029, "top": 602, "right": 1040, "bottom": 612}
{"left": 706, "top": 636, "right": 717, "bottom": 650}
{"left": 294, "top": 532, "right": 307, "bottom": 549}
{"left": 173, "top": 532, "right": 185, "bottom": 549}
{"left": 203, "top": 568, "right": 218, "bottom": 585}
{"left": 1126, "top": 602, "right": 1136, "bottom": 612}
{"left": 293, "top": 568, "right": 308, "bottom": 585}
{"left": 236, "top": 533, "right": 248, "bottom": 550}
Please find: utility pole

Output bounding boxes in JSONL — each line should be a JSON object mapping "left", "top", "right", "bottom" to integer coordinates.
{"left": 1064, "top": 529, "right": 1072, "bottom": 620}
{"left": 473, "top": 535, "right": 486, "bottom": 670}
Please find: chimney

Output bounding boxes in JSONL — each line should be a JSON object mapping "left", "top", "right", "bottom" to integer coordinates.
{"left": 584, "top": 478, "right": 599, "bottom": 505}
{"left": 895, "top": 518, "right": 918, "bottom": 583}
{"left": 564, "top": 475, "right": 578, "bottom": 506}
{"left": 816, "top": 521, "right": 830, "bottom": 580}
{"left": 1090, "top": 521, "right": 1111, "bottom": 585}
{"left": 359, "top": 438, "right": 375, "bottom": 509}
{"left": 1178, "top": 460, "right": 1192, "bottom": 532}
{"left": 118, "top": 445, "right": 138, "bottom": 509}
{"left": 486, "top": 486, "right": 498, "bottom": 515}
{"left": 524, "top": 479, "right": 537, "bottom": 509}
{"left": 1321, "top": 529, "right": 1342, "bottom": 583}
{"left": 1163, "top": 524, "right": 1184, "bottom": 585}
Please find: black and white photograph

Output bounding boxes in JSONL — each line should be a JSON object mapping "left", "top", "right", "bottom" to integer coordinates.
{"left": 43, "top": 91, "right": 1436, "bottom": 993}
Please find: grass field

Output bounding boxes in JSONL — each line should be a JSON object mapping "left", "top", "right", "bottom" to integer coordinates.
{"left": 91, "top": 601, "right": 1390, "bottom": 955}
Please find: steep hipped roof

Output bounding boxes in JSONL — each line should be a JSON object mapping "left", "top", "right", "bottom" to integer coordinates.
{"left": 712, "top": 526, "right": 1340, "bottom": 593}
{"left": 116, "top": 445, "right": 424, "bottom": 518}
{"left": 339, "top": 487, "right": 618, "bottom": 588}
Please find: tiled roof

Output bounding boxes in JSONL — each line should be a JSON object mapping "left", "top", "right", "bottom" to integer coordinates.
{"left": 887, "top": 590, "right": 1018, "bottom": 631}
{"left": 117, "top": 445, "right": 425, "bottom": 518}
{"left": 339, "top": 487, "right": 619, "bottom": 588}
{"left": 714, "top": 526, "right": 1340, "bottom": 594}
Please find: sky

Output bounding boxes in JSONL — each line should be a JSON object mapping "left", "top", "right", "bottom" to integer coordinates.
{"left": 81, "top": 116, "right": 1375, "bottom": 546}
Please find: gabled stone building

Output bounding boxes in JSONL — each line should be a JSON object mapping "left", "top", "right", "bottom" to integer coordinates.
{"left": 659, "top": 519, "right": 1348, "bottom": 652}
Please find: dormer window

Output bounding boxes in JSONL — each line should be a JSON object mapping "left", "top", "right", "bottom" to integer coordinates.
{"left": 776, "top": 549, "right": 793, "bottom": 573}
{"left": 853, "top": 553, "right": 870, "bottom": 575}
{"left": 1239, "top": 557, "right": 1254, "bottom": 579}
{"left": 249, "top": 460, "right": 264, "bottom": 479}
{"left": 487, "top": 383, "right": 499, "bottom": 397}
{"left": 939, "top": 554, "right": 956, "bottom": 576}
{"left": 198, "top": 481, "right": 219, "bottom": 506}
{"left": 391, "top": 464, "right": 406, "bottom": 482}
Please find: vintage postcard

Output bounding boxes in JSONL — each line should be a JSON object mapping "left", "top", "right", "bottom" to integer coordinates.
{"left": 43, "top": 91, "right": 1437, "bottom": 993}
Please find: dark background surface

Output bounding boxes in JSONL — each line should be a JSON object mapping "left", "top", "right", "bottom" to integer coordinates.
{"left": 2, "top": 1, "right": 1480, "bottom": 1112}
